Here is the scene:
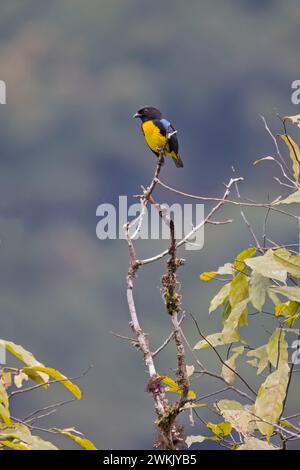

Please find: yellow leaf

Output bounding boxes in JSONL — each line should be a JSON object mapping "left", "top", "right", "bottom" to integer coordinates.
{"left": 230, "top": 273, "right": 249, "bottom": 308}
{"left": 22, "top": 366, "right": 81, "bottom": 400}
{"left": 162, "top": 375, "right": 196, "bottom": 399}
{"left": 266, "top": 329, "right": 288, "bottom": 368}
{"left": 216, "top": 400, "right": 255, "bottom": 436}
{"left": 207, "top": 421, "right": 232, "bottom": 436}
{"left": 0, "top": 372, "right": 12, "bottom": 389}
{"left": 209, "top": 283, "right": 231, "bottom": 314}
{"left": 14, "top": 372, "right": 29, "bottom": 389}
{"left": 268, "top": 290, "right": 282, "bottom": 306}
{"left": 280, "top": 134, "right": 300, "bottom": 182}
{"left": 0, "top": 340, "right": 48, "bottom": 385}
{"left": 270, "top": 286, "right": 300, "bottom": 303}
{"left": 273, "top": 248, "right": 300, "bottom": 278}
{"left": 222, "top": 299, "right": 248, "bottom": 343}
{"left": 249, "top": 272, "right": 269, "bottom": 311}
{"left": 238, "top": 436, "right": 278, "bottom": 450}
{"left": 245, "top": 250, "right": 287, "bottom": 282}
{"left": 199, "top": 271, "right": 218, "bottom": 281}
{"left": 0, "top": 440, "right": 29, "bottom": 450}
{"left": 234, "top": 248, "right": 256, "bottom": 272}
{"left": 185, "top": 435, "right": 219, "bottom": 447}
{"left": 254, "top": 364, "right": 290, "bottom": 439}
{"left": 52, "top": 428, "right": 97, "bottom": 450}
{"left": 283, "top": 114, "right": 300, "bottom": 128}
{"left": 221, "top": 347, "right": 244, "bottom": 385}
{"left": 186, "top": 365, "right": 195, "bottom": 377}
{"left": 200, "top": 263, "right": 233, "bottom": 282}
{"left": 0, "top": 423, "right": 57, "bottom": 450}
{"left": 194, "top": 331, "right": 239, "bottom": 350}
{"left": 0, "top": 381, "right": 12, "bottom": 426}
{"left": 253, "top": 156, "right": 275, "bottom": 166}
{"left": 279, "top": 419, "right": 293, "bottom": 429}
{"left": 274, "top": 191, "right": 300, "bottom": 205}
{"left": 247, "top": 345, "right": 268, "bottom": 375}
{"left": 183, "top": 403, "right": 206, "bottom": 410}
{"left": 275, "top": 303, "right": 288, "bottom": 317}
{"left": 285, "top": 314, "right": 299, "bottom": 327}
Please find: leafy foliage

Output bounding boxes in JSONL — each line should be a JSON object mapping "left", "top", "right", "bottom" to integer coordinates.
{"left": 186, "top": 116, "right": 300, "bottom": 449}
{"left": 0, "top": 340, "right": 96, "bottom": 450}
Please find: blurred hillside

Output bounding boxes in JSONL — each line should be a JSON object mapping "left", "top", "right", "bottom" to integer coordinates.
{"left": 1, "top": 0, "right": 300, "bottom": 449}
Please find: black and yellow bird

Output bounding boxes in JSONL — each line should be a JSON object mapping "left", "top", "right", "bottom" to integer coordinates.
{"left": 133, "top": 106, "right": 184, "bottom": 168}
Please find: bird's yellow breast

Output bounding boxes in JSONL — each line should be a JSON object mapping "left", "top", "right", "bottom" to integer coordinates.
{"left": 142, "top": 121, "right": 167, "bottom": 153}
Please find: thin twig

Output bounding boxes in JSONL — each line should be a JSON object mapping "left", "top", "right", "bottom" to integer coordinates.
{"left": 9, "top": 365, "right": 93, "bottom": 398}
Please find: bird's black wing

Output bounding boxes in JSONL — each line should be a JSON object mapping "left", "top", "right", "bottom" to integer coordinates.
{"left": 159, "top": 120, "right": 179, "bottom": 154}
{"left": 167, "top": 124, "right": 179, "bottom": 155}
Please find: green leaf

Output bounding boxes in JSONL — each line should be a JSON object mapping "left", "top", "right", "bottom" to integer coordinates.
{"left": 207, "top": 421, "right": 232, "bottom": 436}
{"left": 279, "top": 419, "right": 293, "bottom": 429}
{"left": 254, "top": 364, "right": 290, "bottom": 439}
{"left": 280, "top": 134, "right": 300, "bottom": 182}
{"left": 233, "top": 248, "right": 256, "bottom": 272}
{"left": 52, "top": 428, "right": 97, "bottom": 450}
{"left": 249, "top": 272, "right": 270, "bottom": 311}
{"left": 245, "top": 250, "right": 287, "bottom": 282}
{"left": 22, "top": 366, "right": 82, "bottom": 400}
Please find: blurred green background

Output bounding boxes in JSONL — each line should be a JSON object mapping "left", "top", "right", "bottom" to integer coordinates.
{"left": 1, "top": 0, "right": 300, "bottom": 449}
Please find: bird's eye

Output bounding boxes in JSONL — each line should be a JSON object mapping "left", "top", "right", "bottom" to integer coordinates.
{"left": 144, "top": 108, "right": 148, "bottom": 113}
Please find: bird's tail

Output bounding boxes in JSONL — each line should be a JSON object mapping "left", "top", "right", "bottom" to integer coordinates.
{"left": 172, "top": 154, "right": 184, "bottom": 168}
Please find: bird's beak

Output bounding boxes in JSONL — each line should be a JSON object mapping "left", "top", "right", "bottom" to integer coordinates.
{"left": 133, "top": 112, "right": 141, "bottom": 119}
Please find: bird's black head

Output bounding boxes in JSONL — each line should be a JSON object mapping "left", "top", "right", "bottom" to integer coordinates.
{"left": 133, "top": 106, "right": 162, "bottom": 122}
